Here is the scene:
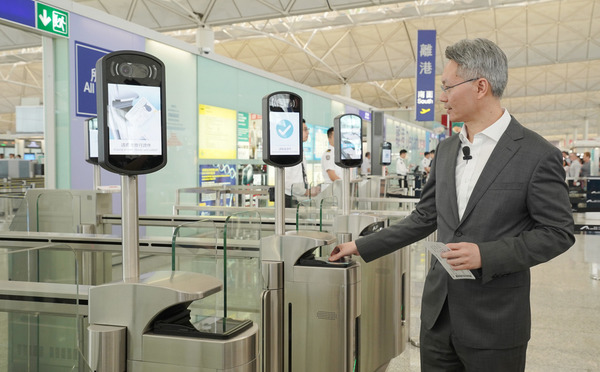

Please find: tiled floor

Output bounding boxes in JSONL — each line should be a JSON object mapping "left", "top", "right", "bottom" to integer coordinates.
{"left": 386, "top": 234, "right": 600, "bottom": 372}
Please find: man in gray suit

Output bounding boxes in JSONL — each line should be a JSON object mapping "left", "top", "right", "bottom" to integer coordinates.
{"left": 330, "top": 38, "right": 574, "bottom": 371}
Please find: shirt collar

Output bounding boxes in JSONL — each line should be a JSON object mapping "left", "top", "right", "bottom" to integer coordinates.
{"left": 458, "top": 109, "right": 511, "bottom": 145}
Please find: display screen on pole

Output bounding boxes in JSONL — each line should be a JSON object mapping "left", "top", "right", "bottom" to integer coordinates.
{"left": 96, "top": 50, "right": 167, "bottom": 175}
{"left": 268, "top": 111, "right": 300, "bottom": 156}
{"left": 340, "top": 115, "right": 362, "bottom": 160}
{"left": 381, "top": 141, "right": 392, "bottom": 165}
{"left": 262, "top": 91, "right": 303, "bottom": 167}
{"left": 107, "top": 84, "right": 162, "bottom": 155}
{"left": 334, "top": 113, "right": 362, "bottom": 168}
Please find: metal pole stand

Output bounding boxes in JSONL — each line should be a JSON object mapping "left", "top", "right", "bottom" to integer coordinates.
{"left": 121, "top": 174, "right": 139, "bottom": 279}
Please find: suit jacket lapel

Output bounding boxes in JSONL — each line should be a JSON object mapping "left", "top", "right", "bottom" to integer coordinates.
{"left": 460, "top": 118, "right": 523, "bottom": 224}
{"left": 438, "top": 135, "right": 461, "bottom": 225}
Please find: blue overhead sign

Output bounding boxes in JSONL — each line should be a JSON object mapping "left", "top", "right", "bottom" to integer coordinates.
{"left": 416, "top": 30, "right": 436, "bottom": 122}
{"left": 359, "top": 110, "right": 371, "bottom": 121}
{"left": 0, "top": 0, "right": 36, "bottom": 28}
{"left": 75, "top": 41, "right": 111, "bottom": 117}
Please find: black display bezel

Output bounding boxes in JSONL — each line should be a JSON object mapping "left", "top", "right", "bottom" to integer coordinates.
{"left": 261, "top": 92, "right": 303, "bottom": 167}
{"left": 96, "top": 51, "right": 167, "bottom": 175}
{"left": 334, "top": 113, "right": 363, "bottom": 168}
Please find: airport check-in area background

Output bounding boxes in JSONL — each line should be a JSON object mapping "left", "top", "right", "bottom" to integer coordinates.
{"left": 0, "top": 0, "right": 599, "bottom": 371}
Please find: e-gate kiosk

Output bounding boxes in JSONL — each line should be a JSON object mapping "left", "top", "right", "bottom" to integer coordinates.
{"left": 88, "top": 51, "right": 258, "bottom": 372}
{"left": 332, "top": 115, "right": 408, "bottom": 372}
{"left": 259, "top": 92, "right": 361, "bottom": 372}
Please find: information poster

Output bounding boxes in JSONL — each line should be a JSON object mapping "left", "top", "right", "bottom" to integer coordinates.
{"left": 249, "top": 113, "right": 262, "bottom": 159}
{"left": 238, "top": 112, "right": 262, "bottom": 160}
{"left": 198, "top": 104, "right": 236, "bottom": 159}
{"left": 237, "top": 112, "right": 250, "bottom": 159}
{"left": 199, "top": 164, "right": 237, "bottom": 207}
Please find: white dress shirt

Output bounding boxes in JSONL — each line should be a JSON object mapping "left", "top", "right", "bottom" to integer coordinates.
{"left": 455, "top": 109, "right": 511, "bottom": 220}
{"left": 285, "top": 158, "right": 308, "bottom": 196}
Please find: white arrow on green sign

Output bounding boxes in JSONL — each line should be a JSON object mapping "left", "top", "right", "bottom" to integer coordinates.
{"left": 36, "top": 2, "right": 69, "bottom": 37}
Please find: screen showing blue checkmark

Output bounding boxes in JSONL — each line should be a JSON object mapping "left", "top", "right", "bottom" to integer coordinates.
{"left": 276, "top": 119, "right": 294, "bottom": 138}
{"left": 269, "top": 112, "right": 300, "bottom": 155}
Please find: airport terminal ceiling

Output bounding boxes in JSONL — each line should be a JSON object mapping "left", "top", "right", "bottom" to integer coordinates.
{"left": 0, "top": 0, "right": 599, "bottom": 143}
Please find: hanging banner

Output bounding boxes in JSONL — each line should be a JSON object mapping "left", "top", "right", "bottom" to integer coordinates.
{"left": 416, "top": 30, "right": 436, "bottom": 122}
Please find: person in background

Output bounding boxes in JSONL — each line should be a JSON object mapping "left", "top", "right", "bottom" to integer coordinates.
{"left": 421, "top": 151, "right": 431, "bottom": 173}
{"left": 321, "top": 127, "right": 343, "bottom": 184}
{"left": 9, "top": 154, "right": 14, "bottom": 159}
{"left": 562, "top": 150, "right": 570, "bottom": 166}
{"left": 580, "top": 151, "right": 591, "bottom": 178}
{"left": 330, "top": 38, "right": 574, "bottom": 372}
{"left": 568, "top": 152, "right": 582, "bottom": 185}
{"left": 284, "top": 119, "right": 320, "bottom": 207}
{"left": 361, "top": 152, "right": 371, "bottom": 176}
{"left": 396, "top": 149, "right": 408, "bottom": 188}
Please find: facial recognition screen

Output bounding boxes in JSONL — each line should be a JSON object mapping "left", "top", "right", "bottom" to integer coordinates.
{"left": 381, "top": 148, "right": 391, "bottom": 164}
{"left": 107, "top": 83, "right": 162, "bottom": 156}
{"left": 87, "top": 117, "right": 98, "bottom": 159}
{"left": 268, "top": 111, "right": 301, "bottom": 156}
{"left": 340, "top": 115, "right": 362, "bottom": 160}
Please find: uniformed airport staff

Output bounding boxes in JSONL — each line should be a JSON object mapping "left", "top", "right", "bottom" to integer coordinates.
{"left": 321, "top": 127, "right": 343, "bottom": 184}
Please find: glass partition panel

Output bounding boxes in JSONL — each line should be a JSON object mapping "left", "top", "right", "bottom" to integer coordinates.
{"left": 172, "top": 219, "right": 220, "bottom": 326}
{"left": 320, "top": 196, "right": 339, "bottom": 233}
{"left": 172, "top": 219, "right": 234, "bottom": 338}
{"left": 170, "top": 213, "right": 261, "bottom": 339}
{"left": 222, "top": 211, "right": 261, "bottom": 326}
{"left": 36, "top": 191, "right": 75, "bottom": 233}
{"left": 295, "top": 198, "right": 320, "bottom": 232}
{"left": 0, "top": 244, "right": 91, "bottom": 372}
{"left": 3, "top": 196, "right": 29, "bottom": 232}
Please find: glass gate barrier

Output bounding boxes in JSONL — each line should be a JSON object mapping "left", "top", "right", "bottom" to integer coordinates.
{"left": 36, "top": 191, "right": 76, "bottom": 233}
{"left": 319, "top": 196, "right": 338, "bottom": 233}
{"left": 223, "top": 212, "right": 261, "bottom": 326}
{"left": 3, "top": 196, "right": 28, "bottom": 232}
{"left": 0, "top": 243, "right": 92, "bottom": 372}
{"left": 171, "top": 211, "right": 262, "bottom": 336}
{"left": 171, "top": 219, "right": 221, "bottom": 329}
{"left": 295, "top": 199, "right": 320, "bottom": 232}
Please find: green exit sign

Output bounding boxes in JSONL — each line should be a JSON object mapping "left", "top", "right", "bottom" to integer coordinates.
{"left": 36, "top": 3, "right": 69, "bottom": 37}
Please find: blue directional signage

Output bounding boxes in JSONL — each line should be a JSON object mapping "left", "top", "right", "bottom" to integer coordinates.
{"left": 75, "top": 42, "right": 111, "bottom": 117}
{"left": 416, "top": 30, "right": 436, "bottom": 122}
{"left": 0, "top": 0, "right": 36, "bottom": 28}
{"left": 359, "top": 110, "right": 371, "bottom": 121}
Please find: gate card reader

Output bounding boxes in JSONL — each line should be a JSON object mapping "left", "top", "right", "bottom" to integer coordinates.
{"left": 89, "top": 271, "right": 223, "bottom": 361}
{"left": 152, "top": 302, "right": 253, "bottom": 339}
{"left": 89, "top": 271, "right": 259, "bottom": 371}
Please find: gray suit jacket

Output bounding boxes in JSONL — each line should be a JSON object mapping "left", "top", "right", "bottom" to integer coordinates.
{"left": 356, "top": 117, "right": 575, "bottom": 349}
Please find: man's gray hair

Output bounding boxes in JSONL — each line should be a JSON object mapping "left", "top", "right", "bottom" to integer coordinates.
{"left": 445, "top": 38, "right": 508, "bottom": 98}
